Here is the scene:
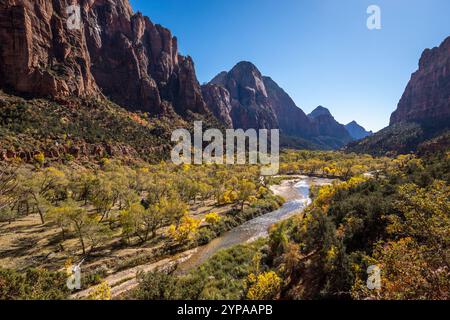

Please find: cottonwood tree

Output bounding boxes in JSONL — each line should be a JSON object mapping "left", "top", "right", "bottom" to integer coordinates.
{"left": 236, "top": 179, "right": 257, "bottom": 212}
{"left": 211, "top": 170, "right": 229, "bottom": 204}
{"left": 145, "top": 178, "right": 174, "bottom": 205}
{"left": 90, "top": 174, "right": 117, "bottom": 222}
{"left": 157, "top": 197, "right": 189, "bottom": 227}
{"left": 246, "top": 271, "right": 282, "bottom": 300}
{"left": 120, "top": 203, "right": 164, "bottom": 244}
{"left": 168, "top": 216, "right": 200, "bottom": 246}
{"left": 0, "top": 164, "right": 18, "bottom": 223}
{"left": 58, "top": 205, "right": 109, "bottom": 255}
{"left": 16, "top": 167, "right": 68, "bottom": 224}
{"left": 47, "top": 201, "right": 76, "bottom": 241}
{"left": 71, "top": 171, "right": 96, "bottom": 205}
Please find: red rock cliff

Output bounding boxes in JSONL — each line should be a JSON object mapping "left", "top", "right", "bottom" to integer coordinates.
{"left": 390, "top": 36, "right": 450, "bottom": 125}
{"left": 0, "top": 0, "right": 207, "bottom": 115}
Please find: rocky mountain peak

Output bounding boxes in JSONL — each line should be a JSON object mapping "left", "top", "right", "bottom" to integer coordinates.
{"left": 308, "top": 106, "right": 333, "bottom": 118}
{"left": 345, "top": 121, "right": 373, "bottom": 140}
{"left": 307, "top": 106, "right": 353, "bottom": 147}
{"left": 220, "top": 61, "right": 269, "bottom": 99}
{"left": 203, "top": 61, "right": 277, "bottom": 130}
{"left": 390, "top": 36, "right": 450, "bottom": 125}
{"left": 210, "top": 71, "right": 228, "bottom": 85}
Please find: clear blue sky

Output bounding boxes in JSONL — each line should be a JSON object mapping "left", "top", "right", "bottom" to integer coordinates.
{"left": 130, "top": 0, "right": 450, "bottom": 132}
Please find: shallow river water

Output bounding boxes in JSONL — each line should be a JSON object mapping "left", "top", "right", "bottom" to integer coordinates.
{"left": 177, "top": 176, "right": 333, "bottom": 272}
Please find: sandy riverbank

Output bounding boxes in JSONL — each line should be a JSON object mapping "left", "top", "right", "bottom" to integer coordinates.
{"left": 270, "top": 177, "right": 305, "bottom": 202}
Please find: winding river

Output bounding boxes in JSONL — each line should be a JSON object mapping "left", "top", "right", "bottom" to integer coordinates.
{"left": 177, "top": 176, "right": 333, "bottom": 272}
{"left": 74, "top": 176, "right": 334, "bottom": 298}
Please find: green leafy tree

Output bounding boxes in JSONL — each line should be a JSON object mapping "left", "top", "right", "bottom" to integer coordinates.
{"left": 236, "top": 179, "right": 257, "bottom": 212}
{"left": 16, "top": 167, "right": 68, "bottom": 224}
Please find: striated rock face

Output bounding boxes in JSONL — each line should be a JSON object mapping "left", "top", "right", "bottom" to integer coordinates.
{"left": 208, "top": 61, "right": 278, "bottom": 130}
{"left": 0, "top": 0, "right": 208, "bottom": 115}
{"left": 262, "top": 76, "right": 316, "bottom": 138}
{"left": 0, "top": 0, "right": 100, "bottom": 98}
{"left": 347, "top": 36, "right": 450, "bottom": 156}
{"left": 308, "top": 106, "right": 353, "bottom": 147}
{"left": 345, "top": 121, "right": 373, "bottom": 140}
{"left": 201, "top": 84, "right": 233, "bottom": 128}
{"left": 390, "top": 36, "right": 450, "bottom": 125}
{"left": 206, "top": 61, "right": 318, "bottom": 135}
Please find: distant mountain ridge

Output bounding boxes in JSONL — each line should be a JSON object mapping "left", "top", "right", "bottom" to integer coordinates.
{"left": 203, "top": 62, "right": 360, "bottom": 149}
{"left": 307, "top": 106, "right": 353, "bottom": 149}
{"left": 345, "top": 121, "right": 373, "bottom": 140}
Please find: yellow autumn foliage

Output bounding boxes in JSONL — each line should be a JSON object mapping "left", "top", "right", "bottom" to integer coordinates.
{"left": 88, "top": 281, "right": 111, "bottom": 300}
{"left": 246, "top": 271, "right": 282, "bottom": 300}
{"left": 205, "top": 212, "right": 221, "bottom": 225}
{"left": 168, "top": 216, "right": 201, "bottom": 244}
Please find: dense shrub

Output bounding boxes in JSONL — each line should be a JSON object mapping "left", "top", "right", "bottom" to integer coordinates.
{"left": 0, "top": 268, "right": 70, "bottom": 300}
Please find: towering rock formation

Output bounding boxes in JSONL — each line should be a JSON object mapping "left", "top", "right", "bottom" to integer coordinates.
{"left": 308, "top": 106, "right": 353, "bottom": 147}
{"left": 207, "top": 61, "right": 278, "bottom": 130}
{"left": 262, "top": 76, "right": 316, "bottom": 138}
{"left": 0, "top": 0, "right": 100, "bottom": 98}
{"left": 201, "top": 84, "right": 234, "bottom": 128}
{"left": 345, "top": 121, "right": 373, "bottom": 140}
{"left": 390, "top": 36, "right": 450, "bottom": 126}
{"left": 204, "top": 61, "right": 316, "bottom": 135}
{"left": 347, "top": 36, "right": 450, "bottom": 155}
{"left": 203, "top": 61, "right": 357, "bottom": 149}
{"left": 0, "top": 0, "right": 208, "bottom": 115}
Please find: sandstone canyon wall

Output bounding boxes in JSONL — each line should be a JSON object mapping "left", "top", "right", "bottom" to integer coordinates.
{"left": 0, "top": 0, "right": 207, "bottom": 115}
{"left": 347, "top": 36, "right": 450, "bottom": 155}
{"left": 390, "top": 36, "right": 450, "bottom": 126}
